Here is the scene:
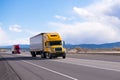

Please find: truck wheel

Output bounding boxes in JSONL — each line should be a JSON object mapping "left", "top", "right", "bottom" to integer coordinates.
{"left": 48, "top": 53, "right": 52, "bottom": 59}
{"left": 33, "top": 52, "right": 36, "bottom": 57}
{"left": 12, "top": 51, "right": 14, "bottom": 54}
{"left": 62, "top": 53, "right": 66, "bottom": 59}
{"left": 41, "top": 52, "right": 46, "bottom": 58}
{"left": 44, "top": 53, "right": 47, "bottom": 58}
{"left": 63, "top": 56, "right": 66, "bottom": 59}
{"left": 31, "top": 52, "right": 36, "bottom": 57}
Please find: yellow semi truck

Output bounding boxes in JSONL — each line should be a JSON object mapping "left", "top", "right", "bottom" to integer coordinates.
{"left": 30, "top": 32, "right": 66, "bottom": 59}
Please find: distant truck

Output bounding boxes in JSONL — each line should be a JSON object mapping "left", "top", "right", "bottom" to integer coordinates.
{"left": 30, "top": 32, "right": 66, "bottom": 59}
{"left": 12, "top": 45, "right": 20, "bottom": 54}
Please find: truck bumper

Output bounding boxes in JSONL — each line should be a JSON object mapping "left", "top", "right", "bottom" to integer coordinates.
{"left": 51, "top": 52, "right": 65, "bottom": 57}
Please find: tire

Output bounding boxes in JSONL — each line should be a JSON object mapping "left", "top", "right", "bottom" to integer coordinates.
{"left": 48, "top": 53, "right": 52, "bottom": 59}
{"left": 63, "top": 56, "right": 66, "bottom": 59}
{"left": 62, "top": 53, "right": 66, "bottom": 59}
{"left": 44, "top": 53, "right": 47, "bottom": 58}
{"left": 12, "top": 51, "right": 14, "bottom": 54}
{"left": 31, "top": 52, "right": 36, "bottom": 57}
{"left": 41, "top": 52, "right": 46, "bottom": 58}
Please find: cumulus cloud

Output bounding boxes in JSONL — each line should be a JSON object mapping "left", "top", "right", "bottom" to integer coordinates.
{"left": 9, "top": 24, "right": 22, "bottom": 32}
{"left": 73, "top": 0, "right": 120, "bottom": 24}
{"left": 51, "top": 22, "right": 120, "bottom": 44}
{"left": 50, "top": 0, "right": 120, "bottom": 44}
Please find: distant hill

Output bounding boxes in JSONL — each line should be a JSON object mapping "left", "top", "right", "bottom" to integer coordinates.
{"left": 0, "top": 44, "right": 29, "bottom": 49}
{"left": 19, "top": 44, "right": 30, "bottom": 49}
{"left": 0, "top": 42, "right": 120, "bottom": 49}
{"left": 65, "top": 42, "right": 120, "bottom": 49}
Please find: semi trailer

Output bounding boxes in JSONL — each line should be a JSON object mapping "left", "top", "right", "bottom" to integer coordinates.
{"left": 30, "top": 32, "right": 66, "bottom": 59}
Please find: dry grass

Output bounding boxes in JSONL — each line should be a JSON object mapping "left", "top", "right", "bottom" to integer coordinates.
{"left": 67, "top": 47, "right": 120, "bottom": 54}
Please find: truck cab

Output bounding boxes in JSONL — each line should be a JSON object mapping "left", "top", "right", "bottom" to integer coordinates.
{"left": 45, "top": 40, "right": 66, "bottom": 58}
{"left": 12, "top": 45, "right": 20, "bottom": 54}
{"left": 43, "top": 33, "right": 66, "bottom": 59}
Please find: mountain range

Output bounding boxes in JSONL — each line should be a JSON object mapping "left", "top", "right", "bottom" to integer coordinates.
{"left": 0, "top": 44, "right": 30, "bottom": 49}
{"left": 65, "top": 42, "right": 120, "bottom": 49}
{"left": 0, "top": 42, "right": 120, "bottom": 49}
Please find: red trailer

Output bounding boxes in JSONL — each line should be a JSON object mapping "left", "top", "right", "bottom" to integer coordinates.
{"left": 12, "top": 45, "right": 21, "bottom": 54}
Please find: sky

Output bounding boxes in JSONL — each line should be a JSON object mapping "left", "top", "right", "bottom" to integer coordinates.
{"left": 0, "top": 0, "right": 120, "bottom": 45}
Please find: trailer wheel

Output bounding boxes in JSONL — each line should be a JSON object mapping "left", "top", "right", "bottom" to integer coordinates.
{"left": 31, "top": 52, "right": 36, "bottom": 57}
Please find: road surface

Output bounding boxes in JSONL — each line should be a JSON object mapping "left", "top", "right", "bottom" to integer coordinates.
{"left": 0, "top": 52, "right": 120, "bottom": 80}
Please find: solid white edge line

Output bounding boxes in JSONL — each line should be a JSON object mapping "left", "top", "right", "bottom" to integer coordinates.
{"left": 22, "top": 60, "right": 78, "bottom": 80}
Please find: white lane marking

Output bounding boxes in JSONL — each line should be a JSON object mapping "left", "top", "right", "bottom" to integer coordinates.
{"left": 52, "top": 58, "right": 120, "bottom": 72}
{"left": 22, "top": 60, "right": 78, "bottom": 80}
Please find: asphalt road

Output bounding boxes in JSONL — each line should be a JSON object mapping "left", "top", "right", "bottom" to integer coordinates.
{"left": 0, "top": 52, "right": 120, "bottom": 80}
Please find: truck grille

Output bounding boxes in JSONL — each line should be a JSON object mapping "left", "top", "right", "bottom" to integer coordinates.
{"left": 55, "top": 48, "right": 62, "bottom": 51}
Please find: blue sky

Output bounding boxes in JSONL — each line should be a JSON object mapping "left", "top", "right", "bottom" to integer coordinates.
{"left": 0, "top": 0, "right": 120, "bottom": 45}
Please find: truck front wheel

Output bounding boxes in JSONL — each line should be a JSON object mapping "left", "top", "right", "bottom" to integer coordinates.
{"left": 62, "top": 53, "right": 66, "bottom": 59}
{"left": 41, "top": 52, "right": 46, "bottom": 58}
{"left": 48, "top": 53, "right": 52, "bottom": 59}
{"left": 12, "top": 51, "right": 14, "bottom": 54}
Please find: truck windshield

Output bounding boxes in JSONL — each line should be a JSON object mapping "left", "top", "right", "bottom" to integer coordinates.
{"left": 49, "top": 41, "right": 62, "bottom": 46}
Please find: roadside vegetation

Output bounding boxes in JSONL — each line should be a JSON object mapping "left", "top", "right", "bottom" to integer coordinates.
{"left": 1, "top": 47, "right": 120, "bottom": 55}
{"left": 67, "top": 47, "right": 120, "bottom": 54}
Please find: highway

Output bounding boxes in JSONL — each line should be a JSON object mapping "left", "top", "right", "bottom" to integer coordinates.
{"left": 0, "top": 52, "right": 120, "bottom": 80}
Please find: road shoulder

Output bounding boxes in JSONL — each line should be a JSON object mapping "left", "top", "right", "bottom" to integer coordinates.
{"left": 0, "top": 54, "right": 21, "bottom": 80}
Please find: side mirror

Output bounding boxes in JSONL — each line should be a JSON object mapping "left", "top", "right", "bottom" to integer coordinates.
{"left": 45, "top": 42, "right": 47, "bottom": 46}
{"left": 62, "top": 41, "right": 65, "bottom": 47}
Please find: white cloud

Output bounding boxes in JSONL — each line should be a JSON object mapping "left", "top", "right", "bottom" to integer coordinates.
{"left": 73, "top": 0, "right": 120, "bottom": 23}
{"left": 73, "top": 7, "right": 94, "bottom": 20}
{"left": 50, "top": 22, "right": 119, "bottom": 44}
{"left": 54, "top": 15, "right": 67, "bottom": 20}
{"left": 0, "top": 24, "right": 30, "bottom": 45}
{"left": 0, "top": 27, "right": 6, "bottom": 39}
{"left": 50, "top": 0, "right": 120, "bottom": 44}
{"left": 7, "top": 29, "right": 41, "bottom": 45}
{"left": 0, "top": 27, "right": 9, "bottom": 45}
{"left": 0, "top": 23, "right": 34, "bottom": 45}
{"left": 9, "top": 24, "right": 22, "bottom": 32}
{"left": 0, "top": 26, "right": 26, "bottom": 45}
{"left": 7, "top": 38, "right": 29, "bottom": 45}
{"left": 24, "top": 29, "right": 40, "bottom": 36}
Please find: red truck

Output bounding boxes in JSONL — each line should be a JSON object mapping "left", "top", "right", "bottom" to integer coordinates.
{"left": 12, "top": 45, "right": 20, "bottom": 54}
